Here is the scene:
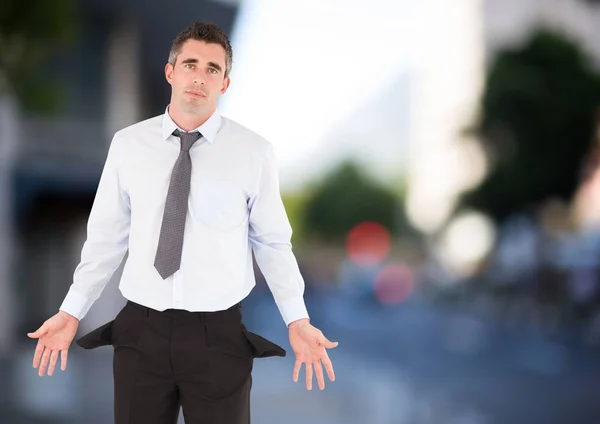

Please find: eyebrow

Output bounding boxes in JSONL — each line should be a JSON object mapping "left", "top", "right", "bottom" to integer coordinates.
{"left": 207, "top": 61, "right": 223, "bottom": 72}
{"left": 180, "top": 58, "right": 223, "bottom": 72}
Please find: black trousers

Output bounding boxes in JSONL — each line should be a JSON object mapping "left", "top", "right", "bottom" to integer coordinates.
{"left": 76, "top": 300, "right": 286, "bottom": 424}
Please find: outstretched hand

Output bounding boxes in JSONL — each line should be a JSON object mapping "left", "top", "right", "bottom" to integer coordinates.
{"left": 27, "top": 311, "right": 79, "bottom": 376}
{"left": 288, "top": 319, "right": 338, "bottom": 390}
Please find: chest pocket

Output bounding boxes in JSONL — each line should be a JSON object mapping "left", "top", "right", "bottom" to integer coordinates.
{"left": 191, "top": 179, "right": 247, "bottom": 232}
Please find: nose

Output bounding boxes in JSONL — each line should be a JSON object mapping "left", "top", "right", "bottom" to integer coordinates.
{"left": 193, "top": 74, "right": 206, "bottom": 85}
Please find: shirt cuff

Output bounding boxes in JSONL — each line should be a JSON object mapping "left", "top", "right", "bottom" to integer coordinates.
{"left": 279, "top": 297, "right": 310, "bottom": 327}
{"left": 59, "top": 288, "right": 94, "bottom": 321}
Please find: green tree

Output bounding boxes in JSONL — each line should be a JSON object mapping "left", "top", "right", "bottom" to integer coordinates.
{"left": 459, "top": 28, "right": 600, "bottom": 222}
{"left": 301, "top": 161, "right": 410, "bottom": 242}
{"left": 0, "top": 0, "right": 77, "bottom": 112}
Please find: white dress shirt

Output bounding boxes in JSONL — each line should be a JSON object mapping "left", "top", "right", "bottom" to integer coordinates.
{"left": 59, "top": 107, "right": 309, "bottom": 326}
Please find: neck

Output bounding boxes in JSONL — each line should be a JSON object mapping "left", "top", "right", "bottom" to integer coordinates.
{"left": 168, "top": 103, "right": 215, "bottom": 132}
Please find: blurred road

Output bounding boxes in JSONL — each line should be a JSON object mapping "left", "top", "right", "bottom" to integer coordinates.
{"left": 2, "top": 287, "right": 600, "bottom": 424}
{"left": 247, "top": 289, "right": 600, "bottom": 424}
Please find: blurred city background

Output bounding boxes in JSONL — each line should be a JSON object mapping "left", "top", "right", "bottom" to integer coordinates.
{"left": 3, "top": 0, "right": 600, "bottom": 423}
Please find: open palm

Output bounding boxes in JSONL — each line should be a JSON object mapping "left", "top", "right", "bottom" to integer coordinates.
{"left": 289, "top": 321, "right": 338, "bottom": 390}
{"left": 28, "top": 311, "right": 79, "bottom": 376}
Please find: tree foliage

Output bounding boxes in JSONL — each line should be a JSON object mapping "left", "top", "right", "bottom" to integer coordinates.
{"left": 0, "top": 0, "right": 78, "bottom": 112}
{"left": 460, "top": 28, "right": 600, "bottom": 222}
{"left": 302, "top": 161, "right": 410, "bottom": 241}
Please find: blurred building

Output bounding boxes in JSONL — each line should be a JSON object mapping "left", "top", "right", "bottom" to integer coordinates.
{"left": 0, "top": 97, "right": 19, "bottom": 358}
{"left": 404, "top": 0, "right": 487, "bottom": 237}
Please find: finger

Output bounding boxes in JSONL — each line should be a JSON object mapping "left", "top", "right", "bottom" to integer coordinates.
{"left": 47, "top": 349, "right": 59, "bottom": 376}
{"left": 32, "top": 341, "right": 45, "bottom": 369}
{"left": 292, "top": 359, "right": 302, "bottom": 382}
{"left": 305, "top": 361, "right": 313, "bottom": 391}
{"left": 28, "top": 324, "right": 48, "bottom": 339}
{"left": 314, "top": 359, "right": 325, "bottom": 390}
{"left": 319, "top": 335, "right": 339, "bottom": 349}
{"left": 61, "top": 349, "right": 68, "bottom": 371}
{"left": 321, "top": 350, "right": 336, "bottom": 382}
{"left": 39, "top": 348, "right": 52, "bottom": 377}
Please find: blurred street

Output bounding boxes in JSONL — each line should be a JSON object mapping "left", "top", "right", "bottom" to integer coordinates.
{"left": 3, "top": 287, "right": 600, "bottom": 424}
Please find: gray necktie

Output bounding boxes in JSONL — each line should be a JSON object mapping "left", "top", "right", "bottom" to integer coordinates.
{"left": 154, "top": 129, "right": 202, "bottom": 279}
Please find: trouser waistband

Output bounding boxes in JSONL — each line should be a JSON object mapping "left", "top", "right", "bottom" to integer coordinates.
{"left": 125, "top": 300, "right": 242, "bottom": 322}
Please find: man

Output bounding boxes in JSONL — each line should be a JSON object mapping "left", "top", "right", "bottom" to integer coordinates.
{"left": 27, "top": 21, "right": 337, "bottom": 423}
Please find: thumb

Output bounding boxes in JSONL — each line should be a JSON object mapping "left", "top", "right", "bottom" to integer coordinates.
{"left": 27, "top": 324, "right": 48, "bottom": 339}
{"left": 319, "top": 336, "right": 339, "bottom": 349}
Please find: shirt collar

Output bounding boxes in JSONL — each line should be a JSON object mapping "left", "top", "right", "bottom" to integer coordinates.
{"left": 161, "top": 105, "right": 221, "bottom": 144}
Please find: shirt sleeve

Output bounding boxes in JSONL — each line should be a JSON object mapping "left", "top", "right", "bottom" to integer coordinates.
{"left": 248, "top": 143, "right": 310, "bottom": 327}
{"left": 59, "top": 134, "right": 131, "bottom": 320}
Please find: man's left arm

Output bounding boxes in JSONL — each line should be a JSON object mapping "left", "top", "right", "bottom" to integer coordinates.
{"left": 247, "top": 143, "right": 308, "bottom": 327}
{"left": 248, "top": 143, "right": 338, "bottom": 390}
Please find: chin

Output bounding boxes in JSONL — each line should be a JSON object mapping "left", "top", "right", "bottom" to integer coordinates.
{"left": 181, "top": 102, "right": 205, "bottom": 115}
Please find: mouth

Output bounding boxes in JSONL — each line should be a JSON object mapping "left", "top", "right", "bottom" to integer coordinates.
{"left": 185, "top": 90, "right": 206, "bottom": 99}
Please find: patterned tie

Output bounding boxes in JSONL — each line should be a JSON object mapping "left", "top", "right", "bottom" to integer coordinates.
{"left": 154, "top": 129, "right": 203, "bottom": 279}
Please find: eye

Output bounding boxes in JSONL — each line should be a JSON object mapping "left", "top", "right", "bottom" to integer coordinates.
{"left": 208, "top": 68, "right": 218, "bottom": 74}
{"left": 184, "top": 63, "right": 195, "bottom": 69}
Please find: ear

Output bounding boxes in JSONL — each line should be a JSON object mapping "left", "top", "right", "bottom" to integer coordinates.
{"left": 165, "top": 63, "right": 174, "bottom": 85}
{"left": 221, "top": 76, "right": 231, "bottom": 95}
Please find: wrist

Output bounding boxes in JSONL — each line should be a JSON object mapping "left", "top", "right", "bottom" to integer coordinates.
{"left": 58, "top": 310, "right": 79, "bottom": 322}
{"left": 288, "top": 318, "right": 310, "bottom": 329}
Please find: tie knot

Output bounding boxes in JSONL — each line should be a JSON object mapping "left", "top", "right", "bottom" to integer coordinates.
{"left": 173, "top": 129, "right": 202, "bottom": 151}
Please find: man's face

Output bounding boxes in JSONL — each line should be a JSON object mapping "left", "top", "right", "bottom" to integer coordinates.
{"left": 165, "top": 39, "right": 230, "bottom": 116}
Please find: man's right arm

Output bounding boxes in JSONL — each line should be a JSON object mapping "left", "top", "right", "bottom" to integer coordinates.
{"left": 59, "top": 133, "right": 131, "bottom": 321}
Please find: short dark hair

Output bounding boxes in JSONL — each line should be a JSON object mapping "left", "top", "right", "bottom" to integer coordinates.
{"left": 168, "top": 21, "right": 233, "bottom": 77}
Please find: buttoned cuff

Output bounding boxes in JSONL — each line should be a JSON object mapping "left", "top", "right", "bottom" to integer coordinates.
{"left": 59, "top": 289, "right": 94, "bottom": 321}
{"left": 279, "top": 297, "right": 310, "bottom": 327}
